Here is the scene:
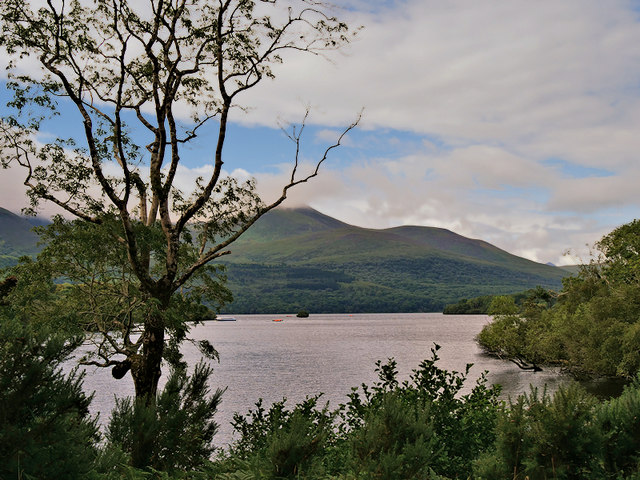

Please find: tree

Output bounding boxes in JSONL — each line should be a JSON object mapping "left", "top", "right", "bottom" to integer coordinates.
{"left": 596, "top": 219, "right": 640, "bottom": 284}
{"left": 478, "top": 220, "right": 640, "bottom": 378}
{"left": 0, "top": 0, "right": 359, "bottom": 408}
{"left": 476, "top": 291, "right": 552, "bottom": 371}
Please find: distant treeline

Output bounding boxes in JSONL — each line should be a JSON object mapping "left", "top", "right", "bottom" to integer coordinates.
{"left": 442, "top": 287, "right": 555, "bottom": 315}
{"left": 222, "top": 262, "right": 563, "bottom": 314}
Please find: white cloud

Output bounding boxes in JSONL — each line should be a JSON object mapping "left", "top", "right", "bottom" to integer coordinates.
{"left": 245, "top": 142, "right": 628, "bottom": 264}
{"left": 3, "top": 0, "right": 640, "bottom": 266}
{"left": 234, "top": 0, "right": 640, "bottom": 263}
{"left": 548, "top": 175, "right": 640, "bottom": 213}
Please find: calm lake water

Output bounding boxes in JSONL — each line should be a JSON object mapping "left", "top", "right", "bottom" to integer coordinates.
{"left": 80, "top": 313, "right": 621, "bottom": 447}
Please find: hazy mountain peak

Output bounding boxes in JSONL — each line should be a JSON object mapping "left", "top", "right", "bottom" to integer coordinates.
{"left": 0, "top": 208, "right": 42, "bottom": 266}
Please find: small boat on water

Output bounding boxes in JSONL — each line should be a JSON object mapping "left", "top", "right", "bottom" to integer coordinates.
{"left": 272, "top": 318, "right": 283, "bottom": 322}
{"left": 216, "top": 317, "right": 237, "bottom": 322}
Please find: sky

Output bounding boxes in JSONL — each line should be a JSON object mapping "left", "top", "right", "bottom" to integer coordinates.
{"left": 2, "top": 0, "right": 640, "bottom": 265}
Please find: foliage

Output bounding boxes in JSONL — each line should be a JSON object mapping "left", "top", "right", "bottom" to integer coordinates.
{"left": 474, "top": 384, "right": 603, "bottom": 480}
{"left": 346, "top": 392, "right": 440, "bottom": 480}
{"left": 341, "top": 346, "right": 501, "bottom": 478}
{"left": 105, "top": 361, "right": 224, "bottom": 472}
{"left": 0, "top": 292, "right": 99, "bottom": 480}
{"left": 443, "top": 294, "right": 495, "bottom": 314}
{"left": 478, "top": 219, "right": 640, "bottom": 378}
{"left": 215, "top": 345, "right": 501, "bottom": 480}
{"left": 216, "top": 395, "right": 334, "bottom": 479}
{"left": 213, "top": 366, "right": 640, "bottom": 480}
{"left": 597, "top": 219, "right": 640, "bottom": 284}
{"left": 475, "top": 379, "right": 640, "bottom": 480}
{"left": 598, "top": 375, "right": 640, "bottom": 476}
{"left": 476, "top": 288, "right": 556, "bottom": 370}
{"left": 443, "top": 287, "right": 557, "bottom": 314}
{"left": 31, "top": 214, "right": 232, "bottom": 372}
{"left": 1, "top": 255, "right": 83, "bottom": 335}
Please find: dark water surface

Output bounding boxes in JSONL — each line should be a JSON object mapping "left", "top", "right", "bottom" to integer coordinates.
{"left": 80, "top": 313, "right": 617, "bottom": 446}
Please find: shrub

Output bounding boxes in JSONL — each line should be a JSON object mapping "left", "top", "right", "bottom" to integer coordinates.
{"left": 475, "top": 383, "right": 603, "bottom": 480}
{"left": 348, "top": 392, "right": 440, "bottom": 479}
{"left": 105, "top": 361, "right": 223, "bottom": 472}
{"left": 598, "top": 376, "right": 640, "bottom": 476}
{"left": 339, "top": 345, "right": 501, "bottom": 479}
{"left": 0, "top": 314, "right": 99, "bottom": 480}
{"left": 226, "top": 395, "right": 334, "bottom": 479}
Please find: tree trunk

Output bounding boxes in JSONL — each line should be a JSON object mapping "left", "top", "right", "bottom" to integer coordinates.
{"left": 131, "top": 321, "right": 165, "bottom": 405}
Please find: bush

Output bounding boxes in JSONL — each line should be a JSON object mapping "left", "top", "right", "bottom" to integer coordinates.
{"left": 215, "top": 345, "right": 501, "bottom": 479}
{"left": 105, "top": 361, "right": 223, "bottom": 473}
{"left": 224, "top": 395, "right": 334, "bottom": 479}
{"left": 348, "top": 392, "right": 440, "bottom": 479}
{"left": 475, "top": 383, "right": 603, "bottom": 480}
{"left": 339, "top": 345, "right": 502, "bottom": 479}
{"left": 598, "top": 376, "right": 640, "bottom": 476}
{"left": 0, "top": 314, "right": 99, "bottom": 480}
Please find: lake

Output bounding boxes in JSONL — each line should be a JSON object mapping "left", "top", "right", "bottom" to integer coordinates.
{"left": 80, "top": 313, "right": 621, "bottom": 447}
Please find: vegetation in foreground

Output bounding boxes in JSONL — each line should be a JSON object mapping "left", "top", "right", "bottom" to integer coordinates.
{"left": 3, "top": 219, "right": 640, "bottom": 478}
{"left": 3, "top": 279, "right": 640, "bottom": 480}
{"left": 2, "top": 219, "right": 639, "bottom": 480}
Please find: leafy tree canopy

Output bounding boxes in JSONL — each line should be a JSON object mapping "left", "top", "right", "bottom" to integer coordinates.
{"left": 0, "top": 2, "right": 359, "bottom": 470}
{"left": 478, "top": 220, "right": 640, "bottom": 378}
{"left": 0, "top": 0, "right": 358, "bottom": 409}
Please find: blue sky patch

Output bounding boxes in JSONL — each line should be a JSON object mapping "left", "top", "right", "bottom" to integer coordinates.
{"left": 542, "top": 158, "right": 614, "bottom": 179}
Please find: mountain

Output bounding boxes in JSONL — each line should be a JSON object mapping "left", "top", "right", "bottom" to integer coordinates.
{"left": 220, "top": 207, "right": 568, "bottom": 313}
{"left": 0, "top": 208, "right": 43, "bottom": 268}
{"left": 0, "top": 205, "right": 569, "bottom": 313}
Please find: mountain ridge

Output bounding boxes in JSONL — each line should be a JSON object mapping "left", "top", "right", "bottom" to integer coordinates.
{"left": 220, "top": 207, "right": 567, "bottom": 313}
{"left": 0, "top": 205, "right": 569, "bottom": 312}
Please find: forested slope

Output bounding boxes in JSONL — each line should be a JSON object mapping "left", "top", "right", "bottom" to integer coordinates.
{"left": 220, "top": 207, "right": 567, "bottom": 313}
{"left": 0, "top": 205, "right": 568, "bottom": 312}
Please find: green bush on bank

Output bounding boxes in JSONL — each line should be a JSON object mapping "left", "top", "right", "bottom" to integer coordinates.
{"left": 214, "top": 361, "right": 640, "bottom": 480}
{"left": 474, "top": 384, "right": 603, "bottom": 480}
{"left": 0, "top": 314, "right": 99, "bottom": 480}
{"left": 478, "top": 220, "right": 640, "bottom": 378}
{"left": 105, "top": 361, "right": 224, "bottom": 473}
{"left": 213, "top": 345, "right": 501, "bottom": 479}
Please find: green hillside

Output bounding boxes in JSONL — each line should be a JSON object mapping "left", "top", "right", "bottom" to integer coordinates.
{"left": 0, "top": 208, "right": 43, "bottom": 268}
{"left": 220, "top": 207, "right": 568, "bottom": 313}
{"left": 0, "top": 205, "right": 569, "bottom": 312}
